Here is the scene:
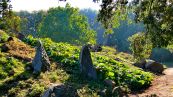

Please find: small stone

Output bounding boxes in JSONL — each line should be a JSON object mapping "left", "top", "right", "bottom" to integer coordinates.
{"left": 98, "top": 89, "right": 107, "bottom": 97}
{"left": 26, "top": 66, "right": 31, "bottom": 71}
{"left": 7, "top": 37, "right": 14, "bottom": 42}
{"left": 1, "top": 44, "right": 9, "bottom": 52}
{"left": 104, "top": 79, "right": 115, "bottom": 87}
{"left": 87, "top": 44, "right": 102, "bottom": 52}
{"left": 17, "top": 33, "right": 25, "bottom": 40}
{"left": 8, "top": 70, "right": 15, "bottom": 76}
{"left": 114, "top": 58, "right": 122, "bottom": 62}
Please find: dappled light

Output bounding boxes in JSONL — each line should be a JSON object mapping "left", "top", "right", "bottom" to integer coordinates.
{"left": 0, "top": 0, "right": 173, "bottom": 96}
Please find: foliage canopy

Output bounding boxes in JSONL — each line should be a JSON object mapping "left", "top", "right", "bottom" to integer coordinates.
{"left": 38, "top": 4, "right": 96, "bottom": 45}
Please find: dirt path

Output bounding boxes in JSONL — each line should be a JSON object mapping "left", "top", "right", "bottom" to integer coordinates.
{"left": 129, "top": 68, "right": 173, "bottom": 97}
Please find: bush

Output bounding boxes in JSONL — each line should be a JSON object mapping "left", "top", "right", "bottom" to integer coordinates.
{"left": 0, "top": 56, "right": 25, "bottom": 79}
{"left": 29, "top": 84, "right": 45, "bottom": 97}
{"left": 128, "top": 32, "right": 153, "bottom": 61}
{"left": 0, "top": 30, "right": 9, "bottom": 42}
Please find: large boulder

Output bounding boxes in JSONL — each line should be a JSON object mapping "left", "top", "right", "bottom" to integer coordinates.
{"left": 79, "top": 45, "right": 97, "bottom": 80}
{"left": 42, "top": 84, "right": 79, "bottom": 97}
{"left": 32, "top": 40, "right": 50, "bottom": 73}
{"left": 133, "top": 59, "right": 146, "bottom": 69}
{"left": 133, "top": 59, "right": 164, "bottom": 74}
{"left": 145, "top": 60, "right": 164, "bottom": 74}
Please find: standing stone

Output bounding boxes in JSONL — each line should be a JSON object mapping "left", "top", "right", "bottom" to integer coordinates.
{"left": 79, "top": 45, "right": 97, "bottom": 80}
{"left": 32, "top": 40, "right": 50, "bottom": 73}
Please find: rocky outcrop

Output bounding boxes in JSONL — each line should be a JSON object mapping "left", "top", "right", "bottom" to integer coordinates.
{"left": 32, "top": 40, "right": 50, "bottom": 73}
{"left": 133, "top": 59, "right": 164, "bottom": 74}
{"left": 42, "top": 84, "right": 79, "bottom": 97}
{"left": 79, "top": 45, "right": 97, "bottom": 80}
{"left": 133, "top": 59, "right": 146, "bottom": 69}
{"left": 145, "top": 60, "right": 164, "bottom": 74}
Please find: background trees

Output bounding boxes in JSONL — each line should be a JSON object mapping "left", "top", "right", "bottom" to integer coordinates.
{"left": 133, "top": 0, "right": 173, "bottom": 47}
{"left": 37, "top": 4, "right": 96, "bottom": 45}
{"left": 17, "top": 11, "right": 46, "bottom": 36}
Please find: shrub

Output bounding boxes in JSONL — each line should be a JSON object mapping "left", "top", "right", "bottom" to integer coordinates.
{"left": 29, "top": 84, "right": 45, "bottom": 97}
{"left": 0, "top": 30, "right": 9, "bottom": 42}
{"left": 48, "top": 72, "right": 58, "bottom": 83}
{"left": 0, "top": 56, "right": 25, "bottom": 79}
{"left": 128, "top": 32, "right": 153, "bottom": 61}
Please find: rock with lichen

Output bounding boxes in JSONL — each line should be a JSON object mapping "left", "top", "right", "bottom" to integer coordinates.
{"left": 32, "top": 40, "right": 50, "bottom": 73}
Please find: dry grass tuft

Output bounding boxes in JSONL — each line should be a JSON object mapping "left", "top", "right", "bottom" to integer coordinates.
{"left": 6, "top": 38, "right": 35, "bottom": 61}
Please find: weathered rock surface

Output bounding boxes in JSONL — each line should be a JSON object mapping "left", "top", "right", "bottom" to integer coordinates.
{"left": 17, "top": 33, "right": 25, "bottom": 40}
{"left": 7, "top": 37, "right": 14, "bottom": 42}
{"left": 1, "top": 44, "right": 9, "bottom": 52}
{"left": 87, "top": 44, "right": 102, "bottom": 52}
{"left": 42, "top": 84, "right": 79, "bottom": 97}
{"left": 133, "top": 59, "right": 146, "bottom": 69}
{"left": 79, "top": 45, "right": 97, "bottom": 80}
{"left": 145, "top": 60, "right": 164, "bottom": 73}
{"left": 32, "top": 40, "right": 50, "bottom": 73}
{"left": 133, "top": 59, "right": 164, "bottom": 74}
{"left": 98, "top": 86, "right": 125, "bottom": 97}
{"left": 104, "top": 79, "right": 116, "bottom": 87}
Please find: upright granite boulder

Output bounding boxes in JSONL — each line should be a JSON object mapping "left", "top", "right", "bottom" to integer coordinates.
{"left": 79, "top": 45, "right": 97, "bottom": 80}
{"left": 32, "top": 40, "right": 50, "bottom": 73}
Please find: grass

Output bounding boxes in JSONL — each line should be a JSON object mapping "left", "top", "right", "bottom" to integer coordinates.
{"left": 0, "top": 33, "right": 154, "bottom": 97}
{"left": 24, "top": 36, "right": 153, "bottom": 90}
{"left": 5, "top": 38, "right": 35, "bottom": 61}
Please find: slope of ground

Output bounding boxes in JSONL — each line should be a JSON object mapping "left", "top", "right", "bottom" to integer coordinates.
{"left": 5, "top": 38, "right": 35, "bottom": 61}
{"left": 0, "top": 32, "right": 154, "bottom": 97}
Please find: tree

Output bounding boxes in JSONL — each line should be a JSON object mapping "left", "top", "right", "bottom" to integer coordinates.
{"left": 134, "top": 0, "right": 173, "bottom": 47}
{"left": 0, "top": 11, "right": 21, "bottom": 33}
{"left": 0, "top": 0, "right": 13, "bottom": 32}
{"left": 6, "top": 13, "right": 21, "bottom": 33}
{"left": 80, "top": 9, "right": 105, "bottom": 44}
{"left": 38, "top": 4, "right": 96, "bottom": 45}
{"left": 0, "top": 0, "right": 12, "bottom": 17}
{"left": 17, "top": 11, "right": 46, "bottom": 36}
{"left": 5, "top": 0, "right": 173, "bottom": 47}
{"left": 96, "top": 0, "right": 173, "bottom": 48}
